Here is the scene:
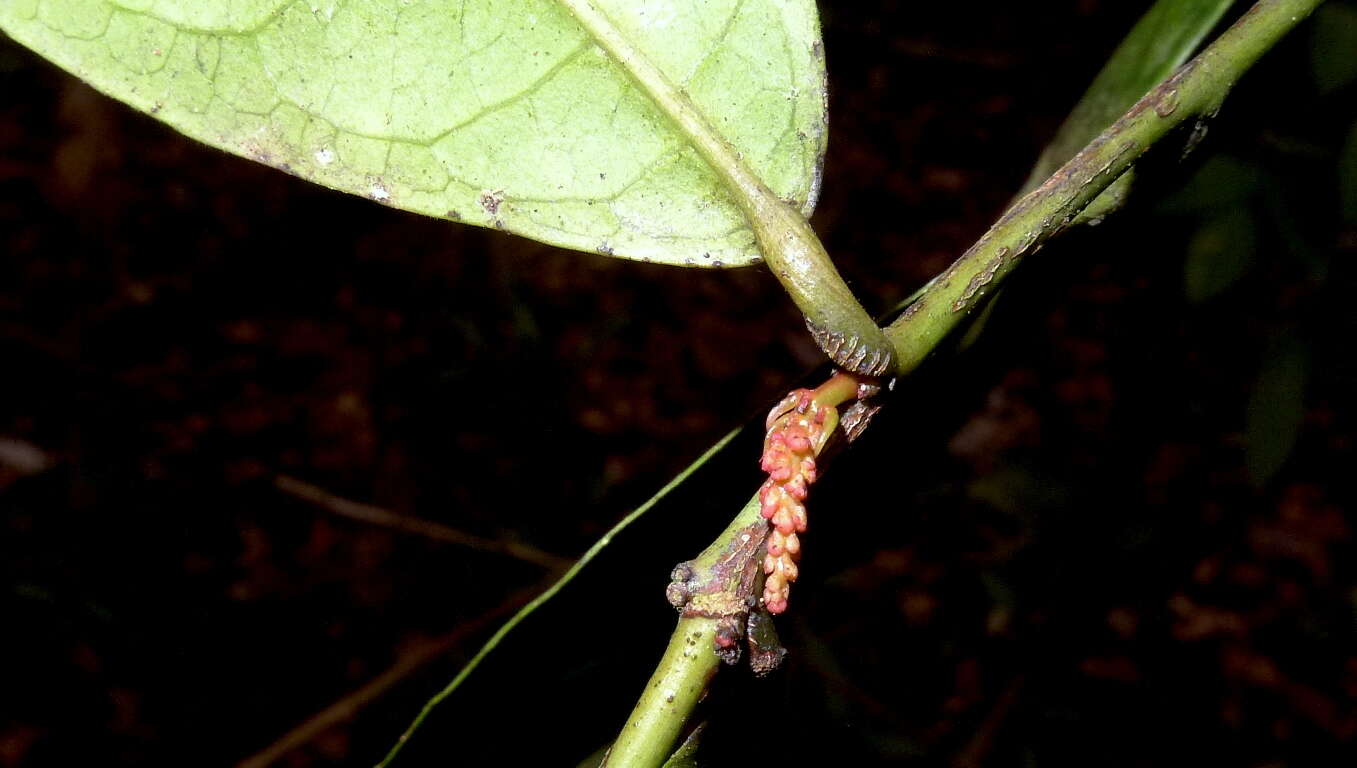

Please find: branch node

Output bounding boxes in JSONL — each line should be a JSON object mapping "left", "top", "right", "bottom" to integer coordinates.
{"left": 805, "top": 317, "right": 894, "bottom": 377}
{"left": 664, "top": 520, "right": 771, "bottom": 668}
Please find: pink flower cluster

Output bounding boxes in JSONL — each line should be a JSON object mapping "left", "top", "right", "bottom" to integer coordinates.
{"left": 758, "top": 389, "right": 829, "bottom": 614}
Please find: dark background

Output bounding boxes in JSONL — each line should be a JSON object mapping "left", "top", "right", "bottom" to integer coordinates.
{"left": 3, "top": 1, "right": 1357, "bottom": 765}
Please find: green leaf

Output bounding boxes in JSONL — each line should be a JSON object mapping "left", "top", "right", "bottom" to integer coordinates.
{"left": 575, "top": 744, "right": 610, "bottom": 768}
{"left": 1246, "top": 334, "right": 1309, "bottom": 486}
{"left": 1341, "top": 119, "right": 1357, "bottom": 225}
{"left": 660, "top": 722, "right": 707, "bottom": 767}
{"left": 575, "top": 721, "right": 706, "bottom": 767}
{"left": 1183, "top": 207, "right": 1257, "bottom": 302}
{"left": 1157, "top": 153, "right": 1262, "bottom": 215}
{"left": 0, "top": 0, "right": 827, "bottom": 268}
{"left": 1021, "top": 0, "right": 1235, "bottom": 195}
{"left": 1258, "top": 168, "right": 1328, "bottom": 283}
{"left": 1311, "top": 3, "right": 1357, "bottom": 93}
{"left": 964, "top": 0, "right": 1233, "bottom": 349}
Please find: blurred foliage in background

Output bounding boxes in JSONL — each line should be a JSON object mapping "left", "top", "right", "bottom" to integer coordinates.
{"left": 1, "top": 1, "right": 1356, "bottom": 766}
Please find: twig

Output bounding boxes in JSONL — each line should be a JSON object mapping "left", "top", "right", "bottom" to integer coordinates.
{"left": 602, "top": 492, "right": 763, "bottom": 767}
{"left": 234, "top": 579, "right": 553, "bottom": 768}
{"left": 883, "top": 0, "right": 1325, "bottom": 374}
{"left": 274, "top": 474, "right": 572, "bottom": 571}
{"left": 952, "top": 676, "right": 1025, "bottom": 768}
{"left": 605, "top": 1, "right": 1325, "bottom": 764}
{"left": 0, "top": 436, "right": 52, "bottom": 476}
{"left": 606, "top": 373, "right": 873, "bottom": 765}
{"left": 376, "top": 427, "right": 744, "bottom": 768}
{"left": 1019, "top": 0, "right": 1236, "bottom": 197}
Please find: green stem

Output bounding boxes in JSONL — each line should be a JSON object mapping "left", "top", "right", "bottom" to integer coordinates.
{"left": 1019, "top": 0, "right": 1237, "bottom": 196}
{"left": 811, "top": 370, "right": 868, "bottom": 409}
{"left": 605, "top": 616, "right": 723, "bottom": 766}
{"left": 607, "top": 2, "right": 1325, "bottom": 764}
{"left": 884, "top": 0, "right": 1324, "bottom": 374}
{"left": 557, "top": 0, "right": 894, "bottom": 376}
{"left": 1019, "top": 0, "right": 1237, "bottom": 227}
{"left": 603, "top": 493, "right": 764, "bottom": 766}
{"left": 606, "top": 373, "right": 869, "bottom": 764}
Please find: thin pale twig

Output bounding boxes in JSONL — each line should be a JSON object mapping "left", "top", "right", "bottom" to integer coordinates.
{"left": 952, "top": 676, "right": 1025, "bottom": 768}
{"left": 274, "top": 474, "right": 572, "bottom": 571}
{"left": 234, "top": 577, "right": 556, "bottom": 768}
{"left": 379, "top": 427, "right": 744, "bottom": 768}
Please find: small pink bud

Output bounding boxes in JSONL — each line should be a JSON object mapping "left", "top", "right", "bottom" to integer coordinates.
{"left": 767, "top": 530, "right": 785, "bottom": 556}
{"left": 765, "top": 569, "right": 784, "bottom": 594}
{"left": 759, "top": 484, "right": 779, "bottom": 519}
{"left": 801, "top": 458, "right": 818, "bottom": 483}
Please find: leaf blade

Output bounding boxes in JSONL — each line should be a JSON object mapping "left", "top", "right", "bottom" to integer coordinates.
{"left": 0, "top": 0, "right": 827, "bottom": 268}
{"left": 1246, "top": 334, "right": 1310, "bottom": 486}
